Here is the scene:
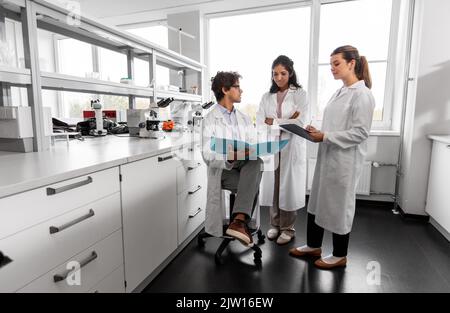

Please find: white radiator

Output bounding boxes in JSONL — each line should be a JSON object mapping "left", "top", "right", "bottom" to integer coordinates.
{"left": 307, "top": 159, "right": 372, "bottom": 195}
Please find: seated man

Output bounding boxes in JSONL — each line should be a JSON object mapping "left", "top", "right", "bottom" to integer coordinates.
{"left": 201, "top": 71, "right": 262, "bottom": 247}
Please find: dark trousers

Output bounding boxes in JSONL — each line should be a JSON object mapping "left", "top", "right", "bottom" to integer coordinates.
{"left": 307, "top": 213, "right": 350, "bottom": 257}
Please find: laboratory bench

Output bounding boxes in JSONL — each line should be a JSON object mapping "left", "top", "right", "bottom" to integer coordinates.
{"left": 0, "top": 132, "right": 207, "bottom": 292}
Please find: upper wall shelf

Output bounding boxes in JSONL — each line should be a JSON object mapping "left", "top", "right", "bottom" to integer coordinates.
{"left": 0, "top": 0, "right": 205, "bottom": 99}
{"left": 41, "top": 72, "right": 155, "bottom": 98}
{"left": 0, "top": 66, "right": 31, "bottom": 86}
{"left": 31, "top": 0, "right": 205, "bottom": 71}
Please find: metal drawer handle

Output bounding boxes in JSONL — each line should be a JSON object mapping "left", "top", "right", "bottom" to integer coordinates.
{"left": 158, "top": 155, "right": 173, "bottom": 162}
{"left": 46, "top": 176, "right": 93, "bottom": 196}
{"left": 0, "top": 251, "right": 12, "bottom": 268}
{"left": 49, "top": 209, "right": 95, "bottom": 234}
{"left": 187, "top": 163, "right": 201, "bottom": 171}
{"left": 188, "top": 185, "right": 202, "bottom": 195}
{"left": 53, "top": 251, "right": 98, "bottom": 283}
{"left": 189, "top": 208, "right": 202, "bottom": 218}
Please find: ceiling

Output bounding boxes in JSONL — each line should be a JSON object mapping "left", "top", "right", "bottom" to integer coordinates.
{"left": 77, "top": 0, "right": 224, "bottom": 19}
{"left": 44, "top": 0, "right": 307, "bottom": 27}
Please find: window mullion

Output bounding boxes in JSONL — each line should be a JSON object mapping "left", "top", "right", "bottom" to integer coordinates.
{"left": 382, "top": 0, "right": 401, "bottom": 130}
{"left": 308, "top": 0, "right": 321, "bottom": 121}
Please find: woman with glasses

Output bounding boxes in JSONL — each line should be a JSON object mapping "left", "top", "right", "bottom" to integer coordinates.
{"left": 289, "top": 45, "right": 375, "bottom": 269}
{"left": 256, "top": 55, "right": 309, "bottom": 245}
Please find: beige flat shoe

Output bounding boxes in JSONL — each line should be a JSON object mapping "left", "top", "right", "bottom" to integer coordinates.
{"left": 314, "top": 257, "right": 347, "bottom": 269}
{"left": 289, "top": 247, "right": 322, "bottom": 258}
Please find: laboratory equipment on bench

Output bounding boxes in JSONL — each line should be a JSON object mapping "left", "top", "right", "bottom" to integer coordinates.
{"left": 83, "top": 109, "right": 117, "bottom": 122}
{"left": 139, "top": 110, "right": 165, "bottom": 139}
{"left": 157, "top": 97, "right": 175, "bottom": 108}
{"left": 127, "top": 109, "right": 148, "bottom": 137}
{"left": 90, "top": 99, "right": 107, "bottom": 136}
{"left": 162, "top": 120, "right": 174, "bottom": 132}
{"left": 187, "top": 101, "right": 215, "bottom": 130}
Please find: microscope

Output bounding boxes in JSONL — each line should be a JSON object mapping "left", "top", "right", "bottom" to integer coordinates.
{"left": 138, "top": 110, "right": 165, "bottom": 139}
{"left": 187, "top": 101, "right": 214, "bottom": 130}
{"left": 89, "top": 99, "right": 107, "bottom": 136}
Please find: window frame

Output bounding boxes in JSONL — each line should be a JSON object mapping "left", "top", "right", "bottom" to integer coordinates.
{"left": 205, "top": 0, "right": 404, "bottom": 131}
{"left": 204, "top": 1, "right": 312, "bottom": 105}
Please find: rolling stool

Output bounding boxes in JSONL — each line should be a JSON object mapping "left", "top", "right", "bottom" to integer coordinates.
{"left": 197, "top": 190, "right": 265, "bottom": 266}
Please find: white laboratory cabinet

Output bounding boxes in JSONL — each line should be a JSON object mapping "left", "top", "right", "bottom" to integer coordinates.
{"left": 120, "top": 153, "right": 179, "bottom": 292}
{"left": 176, "top": 146, "right": 207, "bottom": 244}
{"left": 120, "top": 145, "right": 207, "bottom": 292}
{"left": 426, "top": 137, "right": 450, "bottom": 241}
{"left": 0, "top": 167, "right": 125, "bottom": 292}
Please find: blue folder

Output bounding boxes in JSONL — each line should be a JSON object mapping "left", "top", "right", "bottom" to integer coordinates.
{"left": 210, "top": 137, "right": 289, "bottom": 158}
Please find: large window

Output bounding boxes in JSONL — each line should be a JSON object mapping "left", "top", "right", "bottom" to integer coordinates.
{"left": 98, "top": 47, "right": 127, "bottom": 83}
{"left": 317, "top": 0, "right": 393, "bottom": 123}
{"left": 208, "top": 0, "right": 402, "bottom": 130}
{"left": 208, "top": 7, "right": 311, "bottom": 122}
{"left": 58, "top": 38, "right": 93, "bottom": 78}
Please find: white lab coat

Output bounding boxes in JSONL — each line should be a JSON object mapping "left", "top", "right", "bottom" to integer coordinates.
{"left": 201, "top": 104, "right": 258, "bottom": 237}
{"left": 256, "top": 87, "right": 308, "bottom": 211}
{"left": 308, "top": 80, "right": 375, "bottom": 235}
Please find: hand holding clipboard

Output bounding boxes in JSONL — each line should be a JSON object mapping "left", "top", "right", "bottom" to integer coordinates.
{"left": 279, "top": 123, "right": 324, "bottom": 142}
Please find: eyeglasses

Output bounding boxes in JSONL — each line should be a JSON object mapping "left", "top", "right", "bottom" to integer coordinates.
{"left": 231, "top": 85, "right": 241, "bottom": 89}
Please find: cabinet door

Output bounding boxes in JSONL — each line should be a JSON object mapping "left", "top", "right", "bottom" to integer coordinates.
{"left": 121, "top": 153, "right": 178, "bottom": 292}
{"left": 426, "top": 141, "right": 450, "bottom": 232}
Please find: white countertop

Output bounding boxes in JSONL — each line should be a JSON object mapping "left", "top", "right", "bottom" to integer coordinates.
{"left": 0, "top": 131, "right": 200, "bottom": 199}
{"left": 428, "top": 135, "right": 450, "bottom": 144}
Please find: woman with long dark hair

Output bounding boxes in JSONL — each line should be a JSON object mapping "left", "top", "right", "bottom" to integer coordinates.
{"left": 257, "top": 55, "right": 309, "bottom": 245}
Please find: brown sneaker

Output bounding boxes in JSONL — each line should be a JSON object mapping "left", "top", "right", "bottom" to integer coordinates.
{"left": 289, "top": 246, "right": 322, "bottom": 258}
{"left": 225, "top": 219, "right": 254, "bottom": 247}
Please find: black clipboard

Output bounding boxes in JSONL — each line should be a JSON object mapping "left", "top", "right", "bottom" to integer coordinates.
{"left": 279, "top": 123, "right": 315, "bottom": 142}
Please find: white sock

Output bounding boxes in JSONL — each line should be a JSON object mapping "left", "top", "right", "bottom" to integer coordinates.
{"left": 321, "top": 255, "right": 345, "bottom": 264}
{"left": 296, "top": 245, "right": 320, "bottom": 252}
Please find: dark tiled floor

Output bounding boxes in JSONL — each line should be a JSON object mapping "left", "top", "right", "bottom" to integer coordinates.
{"left": 144, "top": 202, "right": 450, "bottom": 293}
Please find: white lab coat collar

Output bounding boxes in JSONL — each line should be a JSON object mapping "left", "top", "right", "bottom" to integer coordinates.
{"left": 270, "top": 85, "right": 298, "bottom": 102}
{"left": 347, "top": 80, "right": 366, "bottom": 89}
{"left": 334, "top": 80, "right": 365, "bottom": 100}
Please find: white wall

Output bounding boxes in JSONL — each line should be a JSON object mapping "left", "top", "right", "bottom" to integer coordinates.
{"left": 399, "top": 0, "right": 450, "bottom": 215}
{"left": 307, "top": 135, "right": 399, "bottom": 203}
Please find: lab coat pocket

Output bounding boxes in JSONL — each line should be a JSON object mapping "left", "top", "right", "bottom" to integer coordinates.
{"left": 327, "top": 148, "right": 352, "bottom": 184}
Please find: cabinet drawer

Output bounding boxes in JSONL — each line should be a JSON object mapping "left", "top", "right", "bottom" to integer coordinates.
{"left": 89, "top": 265, "right": 125, "bottom": 293}
{"left": 17, "top": 230, "right": 123, "bottom": 293}
{"left": 0, "top": 192, "right": 121, "bottom": 292}
{"left": 0, "top": 167, "right": 120, "bottom": 240}
{"left": 176, "top": 161, "right": 206, "bottom": 194}
{"left": 177, "top": 183, "right": 206, "bottom": 244}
